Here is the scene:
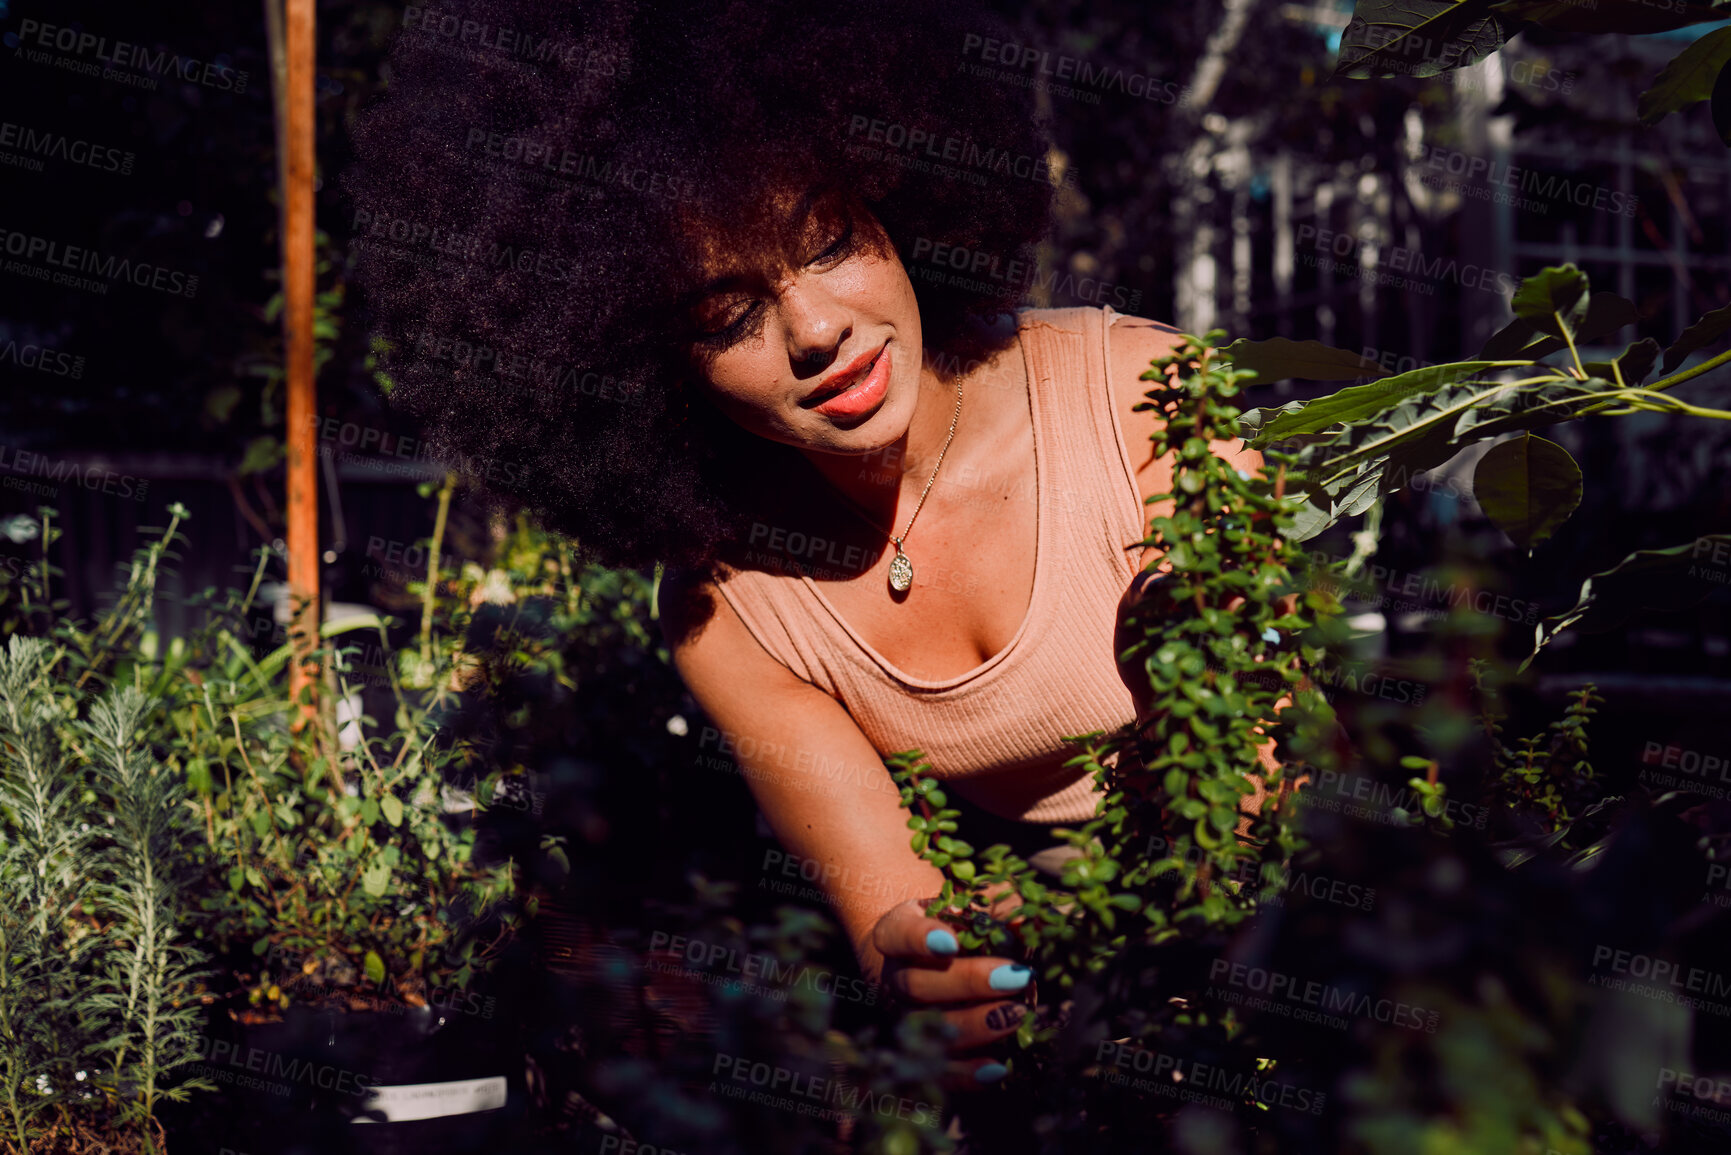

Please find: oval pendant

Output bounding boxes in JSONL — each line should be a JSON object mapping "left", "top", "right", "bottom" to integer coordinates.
{"left": 888, "top": 549, "right": 913, "bottom": 593}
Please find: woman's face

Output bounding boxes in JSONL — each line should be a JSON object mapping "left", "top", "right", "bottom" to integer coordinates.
{"left": 681, "top": 187, "right": 925, "bottom": 456}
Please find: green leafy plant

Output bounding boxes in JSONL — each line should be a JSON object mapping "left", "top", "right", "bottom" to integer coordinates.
{"left": 872, "top": 321, "right": 1708, "bottom": 1153}
{"left": 1232, "top": 264, "right": 1731, "bottom": 662}
{"left": 880, "top": 333, "right": 1345, "bottom": 1144}
{"left": 0, "top": 634, "right": 214, "bottom": 1155}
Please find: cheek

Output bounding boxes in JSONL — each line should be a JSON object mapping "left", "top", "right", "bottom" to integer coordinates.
{"left": 699, "top": 344, "right": 795, "bottom": 432}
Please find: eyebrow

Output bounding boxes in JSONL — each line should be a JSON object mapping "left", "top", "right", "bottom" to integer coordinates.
{"left": 684, "top": 184, "right": 827, "bottom": 301}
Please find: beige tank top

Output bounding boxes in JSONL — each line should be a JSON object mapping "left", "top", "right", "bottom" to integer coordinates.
{"left": 713, "top": 305, "right": 1150, "bottom": 824}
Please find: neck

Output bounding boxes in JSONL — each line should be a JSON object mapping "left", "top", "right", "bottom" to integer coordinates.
{"left": 792, "top": 306, "right": 1017, "bottom": 533}
{"left": 796, "top": 350, "right": 962, "bottom": 536}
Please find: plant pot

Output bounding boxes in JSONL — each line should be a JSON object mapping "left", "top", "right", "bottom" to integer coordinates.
{"left": 195, "top": 999, "right": 521, "bottom": 1155}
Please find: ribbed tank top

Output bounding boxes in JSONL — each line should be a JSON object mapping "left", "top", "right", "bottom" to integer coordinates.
{"left": 713, "top": 305, "right": 1148, "bottom": 824}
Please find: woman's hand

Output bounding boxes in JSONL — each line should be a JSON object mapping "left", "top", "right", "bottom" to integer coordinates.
{"left": 871, "top": 898, "right": 1031, "bottom": 1087}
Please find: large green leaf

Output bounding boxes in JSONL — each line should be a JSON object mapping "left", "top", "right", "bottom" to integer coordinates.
{"left": 1496, "top": 0, "right": 1725, "bottom": 35}
{"left": 1637, "top": 25, "right": 1731, "bottom": 124}
{"left": 1452, "top": 378, "right": 1611, "bottom": 442}
{"left": 1510, "top": 265, "right": 1590, "bottom": 338}
{"left": 1250, "top": 362, "right": 1508, "bottom": 444}
{"left": 1222, "top": 338, "right": 1388, "bottom": 385}
{"left": 1334, "top": 0, "right": 1505, "bottom": 80}
{"left": 1525, "top": 534, "right": 1731, "bottom": 669}
{"left": 1472, "top": 434, "right": 1583, "bottom": 550}
{"left": 1659, "top": 302, "right": 1731, "bottom": 375}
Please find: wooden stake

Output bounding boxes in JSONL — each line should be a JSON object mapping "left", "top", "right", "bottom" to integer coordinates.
{"left": 281, "top": 0, "right": 320, "bottom": 727}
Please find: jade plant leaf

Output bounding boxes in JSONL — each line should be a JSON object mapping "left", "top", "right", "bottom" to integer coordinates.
{"left": 362, "top": 858, "right": 391, "bottom": 898}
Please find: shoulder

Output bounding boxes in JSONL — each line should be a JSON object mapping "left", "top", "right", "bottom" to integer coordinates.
{"left": 1097, "top": 310, "right": 1262, "bottom": 497}
{"left": 1103, "top": 310, "right": 1187, "bottom": 403}
{"left": 1101, "top": 311, "right": 1186, "bottom": 483}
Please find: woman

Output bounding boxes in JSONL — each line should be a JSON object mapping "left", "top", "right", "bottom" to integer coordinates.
{"left": 348, "top": 0, "right": 1260, "bottom": 1085}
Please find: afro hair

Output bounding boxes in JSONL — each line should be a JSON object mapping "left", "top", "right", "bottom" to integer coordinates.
{"left": 344, "top": 0, "right": 1057, "bottom": 571}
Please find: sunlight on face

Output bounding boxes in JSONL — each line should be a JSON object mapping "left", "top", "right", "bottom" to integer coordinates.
{"left": 681, "top": 186, "right": 926, "bottom": 456}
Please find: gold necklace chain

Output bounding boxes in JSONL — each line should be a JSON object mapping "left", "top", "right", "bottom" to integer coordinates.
{"left": 835, "top": 378, "right": 964, "bottom": 594}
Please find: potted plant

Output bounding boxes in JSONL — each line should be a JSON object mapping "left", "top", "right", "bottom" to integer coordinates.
{"left": 0, "top": 504, "right": 214, "bottom": 1155}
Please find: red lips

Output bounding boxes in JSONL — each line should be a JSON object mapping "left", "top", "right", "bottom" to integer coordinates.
{"left": 805, "top": 342, "right": 887, "bottom": 406}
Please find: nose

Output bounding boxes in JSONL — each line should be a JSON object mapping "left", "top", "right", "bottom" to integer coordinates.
{"left": 779, "top": 276, "right": 852, "bottom": 376}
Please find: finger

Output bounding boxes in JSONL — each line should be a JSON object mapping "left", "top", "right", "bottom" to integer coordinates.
{"left": 872, "top": 898, "right": 962, "bottom": 961}
{"left": 888, "top": 956, "right": 1032, "bottom": 1005}
{"left": 939, "top": 1000, "right": 1028, "bottom": 1052}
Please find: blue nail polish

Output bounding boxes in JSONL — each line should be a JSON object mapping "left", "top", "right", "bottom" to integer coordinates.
{"left": 974, "top": 1063, "right": 1009, "bottom": 1084}
{"left": 989, "top": 964, "right": 1031, "bottom": 991}
{"left": 926, "top": 929, "right": 959, "bottom": 955}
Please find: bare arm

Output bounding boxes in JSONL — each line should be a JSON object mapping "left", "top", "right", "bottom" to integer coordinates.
{"left": 659, "top": 569, "right": 1030, "bottom": 1078}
